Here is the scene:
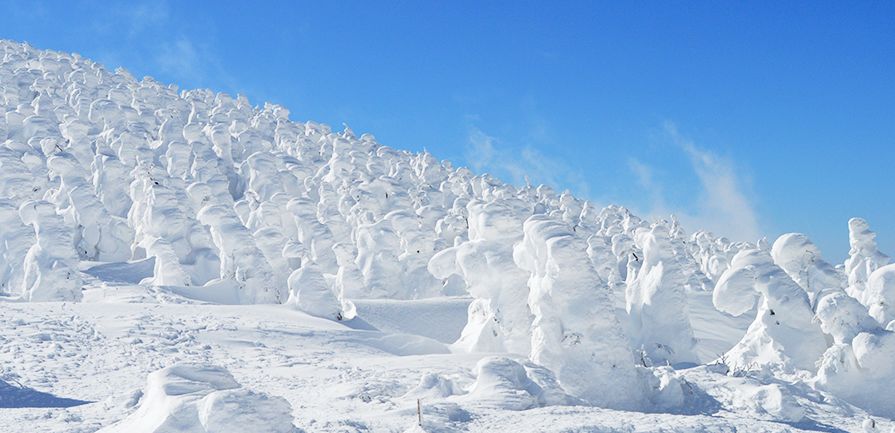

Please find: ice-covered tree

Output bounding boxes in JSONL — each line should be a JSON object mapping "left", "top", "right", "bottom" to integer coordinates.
{"left": 513, "top": 214, "right": 645, "bottom": 409}
{"left": 713, "top": 248, "right": 827, "bottom": 372}
{"left": 428, "top": 197, "right": 533, "bottom": 354}
{"left": 844, "top": 218, "right": 890, "bottom": 306}
{"left": 18, "top": 200, "right": 82, "bottom": 301}
{"left": 625, "top": 223, "right": 697, "bottom": 365}
{"left": 0, "top": 199, "right": 33, "bottom": 295}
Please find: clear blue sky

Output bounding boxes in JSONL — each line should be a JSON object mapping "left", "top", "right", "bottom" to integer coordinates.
{"left": 2, "top": 1, "right": 893, "bottom": 260}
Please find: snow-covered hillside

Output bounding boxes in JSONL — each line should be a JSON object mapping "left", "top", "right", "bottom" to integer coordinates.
{"left": 1, "top": 39, "right": 893, "bottom": 432}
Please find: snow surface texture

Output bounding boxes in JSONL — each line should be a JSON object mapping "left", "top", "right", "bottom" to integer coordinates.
{"left": 1, "top": 39, "right": 894, "bottom": 432}
{"left": 96, "top": 364, "right": 296, "bottom": 433}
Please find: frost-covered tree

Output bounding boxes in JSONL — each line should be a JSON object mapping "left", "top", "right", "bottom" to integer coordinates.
{"left": 47, "top": 152, "right": 133, "bottom": 261}
{"left": 625, "top": 223, "right": 697, "bottom": 365}
{"left": 286, "top": 257, "right": 353, "bottom": 321}
{"left": 844, "top": 218, "right": 890, "bottom": 306}
{"left": 196, "top": 202, "right": 281, "bottom": 304}
{"left": 513, "top": 214, "right": 645, "bottom": 409}
{"left": 428, "top": 197, "right": 533, "bottom": 354}
{"left": 814, "top": 329, "right": 895, "bottom": 418}
{"left": 866, "top": 264, "right": 895, "bottom": 328}
{"left": 713, "top": 248, "right": 827, "bottom": 372}
{"left": 771, "top": 233, "right": 845, "bottom": 306}
{"left": 0, "top": 199, "right": 33, "bottom": 295}
{"left": 18, "top": 200, "right": 82, "bottom": 301}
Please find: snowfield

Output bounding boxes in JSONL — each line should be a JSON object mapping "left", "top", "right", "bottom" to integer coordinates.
{"left": 0, "top": 39, "right": 894, "bottom": 432}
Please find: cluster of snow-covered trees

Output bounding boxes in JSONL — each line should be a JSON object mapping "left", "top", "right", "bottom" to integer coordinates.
{"left": 1, "top": 40, "right": 893, "bottom": 416}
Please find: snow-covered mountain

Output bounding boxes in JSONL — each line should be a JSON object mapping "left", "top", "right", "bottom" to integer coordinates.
{"left": 1, "top": 39, "right": 894, "bottom": 432}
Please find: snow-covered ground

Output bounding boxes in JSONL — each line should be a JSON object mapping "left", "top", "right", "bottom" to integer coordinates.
{"left": 1, "top": 39, "right": 894, "bottom": 432}
{"left": 0, "top": 285, "right": 885, "bottom": 432}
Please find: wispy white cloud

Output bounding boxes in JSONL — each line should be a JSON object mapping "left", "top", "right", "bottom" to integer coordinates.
{"left": 465, "top": 126, "right": 590, "bottom": 197}
{"left": 122, "top": 1, "right": 171, "bottom": 37}
{"left": 156, "top": 38, "right": 202, "bottom": 82}
{"left": 85, "top": 0, "right": 231, "bottom": 88}
{"left": 628, "top": 123, "right": 762, "bottom": 242}
{"left": 627, "top": 157, "right": 669, "bottom": 217}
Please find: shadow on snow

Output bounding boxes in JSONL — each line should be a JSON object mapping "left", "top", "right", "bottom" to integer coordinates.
{"left": 0, "top": 379, "right": 91, "bottom": 408}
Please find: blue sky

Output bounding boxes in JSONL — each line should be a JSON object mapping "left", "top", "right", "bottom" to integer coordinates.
{"left": 2, "top": 1, "right": 892, "bottom": 260}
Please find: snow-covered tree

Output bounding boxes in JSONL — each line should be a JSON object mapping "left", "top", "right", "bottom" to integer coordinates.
{"left": 625, "top": 223, "right": 697, "bottom": 365}
{"left": 513, "top": 214, "right": 645, "bottom": 409}
{"left": 713, "top": 248, "right": 827, "bottom": 372}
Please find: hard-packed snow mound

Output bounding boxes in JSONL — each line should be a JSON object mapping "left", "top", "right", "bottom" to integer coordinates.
{"left": 402, "top": 372, "right": 464, "bottom": 401}
{"left": 97, "top": 363, "right": 296, "bottom": 433}
{"left": 459, "top": 357, "right": 575, "bottom": 410}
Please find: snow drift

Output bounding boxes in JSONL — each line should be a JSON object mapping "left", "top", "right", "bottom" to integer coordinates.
{"left": 97, "top": 364, "right": 296, "bottom": 433}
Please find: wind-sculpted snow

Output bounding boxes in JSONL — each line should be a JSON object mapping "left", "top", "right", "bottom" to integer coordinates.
{"left": 96, "top": 364, "right": 297, "bottom": 433}
{"left": 845, "top": 218, "right": 891, "bottom": 308}
{"left": 459, "top": 357, "right": 576, "bottom": 410}
{"left": 771, "top": 233, "right": 845, "bottom": 305}
{"left": 713, "top": 248, "right": 828, "bottom": 372}
{"left": 2, "top": 39, "right": 895, "bottom": 429}
{"left": 428, "top": 197, "right": 533, "bottom": 354}
{"left": 513, "top": 214, "right": 647, "bottom": 409}
{"left": 19, "top": 199, "right": 83, "bottom": 301}
{"left": 625, "top": 223, "right": 697, "bottom": 365}
{"left": 866, "top": 264, "right": 895, "bottom": 328}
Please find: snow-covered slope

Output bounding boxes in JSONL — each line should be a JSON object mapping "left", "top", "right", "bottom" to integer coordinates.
{"left": 1, "top": 39, "right": 893, "bottom": 432}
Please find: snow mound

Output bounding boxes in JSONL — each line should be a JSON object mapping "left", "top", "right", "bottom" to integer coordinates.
{"left": 460, "top": 357, "right": 575, "bottom": 410}
{"left": 815, "top": 330, "right": 895, "bottom": 418}
{"left": 402, "top": 372, "right": 464, "bottom": 400}
{"left": 98, "top": 364, "right": 296, "bottom": 433}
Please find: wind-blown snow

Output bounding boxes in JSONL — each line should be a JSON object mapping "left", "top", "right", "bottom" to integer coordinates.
{"left": 96, "top": 364, "right": 296, "bottom": 433}
{"left": 0, "top": 39, "right": 893, "bottom": 432}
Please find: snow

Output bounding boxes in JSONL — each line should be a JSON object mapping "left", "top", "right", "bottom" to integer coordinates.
{"left": 513, "top": 214, "right": 647, "bottom": 409}
{"left": 712, "top": 248, "right": 828, "bottom": 373}
{"left": 626, "top": 223, "right": 697, "bottom": 365}
{"left": 0, "top": 38, "right": 893, "bottom": 432}
{"left": 458, "top": 357, "right": 575, "bottom": 410}
{"left": 866, "top": 264, "right": 895, "bottom": 328}
{"left": 95, "top": 364, "right": 296, "bottom": 433}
